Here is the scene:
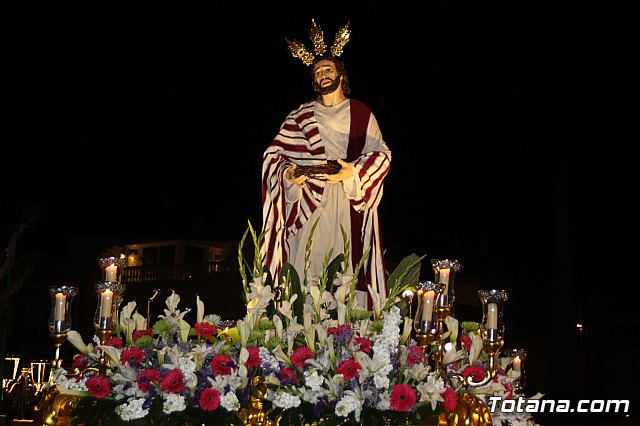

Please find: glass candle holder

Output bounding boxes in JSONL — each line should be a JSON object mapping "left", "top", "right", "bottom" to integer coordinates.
{"left": 94, "top": 281, "right": 126, "bottom": 331}
{"left": 413, "top": 281, "right": 445, "bottom": 338}
{"left": 48, "top": 285, "right": 78, "bottom": 334}
{"left": 431, "top": 259, "right": 463, "bottom": 308}
{"left": 478, "top": 289, "right": 509, "bottom": 344}
{"left": 98, "top": 254, "right": 127, "bottom": 283}
{"left": 503, "top": 348, "right": 527, "bottom": 393}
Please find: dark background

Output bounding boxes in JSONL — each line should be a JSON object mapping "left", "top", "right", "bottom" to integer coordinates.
{"left": 2, "top": 0, "right": 638, "bottom": 424}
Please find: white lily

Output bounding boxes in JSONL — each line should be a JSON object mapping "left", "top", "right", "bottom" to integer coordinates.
{"left": 335, "top": 300, "right": 347, "bottom": 325}
{"left": 272, "top": 314, "right": 284, "bottom": 340}
{"left": 119, "top": 301, "right": 137, "bottom": 326}
{"left": 122, "top": 317, "right": 136, "bottom": 345}
{"left": 445, "top": 315, "right": 459, "bottom": 342}
{"left": 236, "top": 319, "right": 251, "bottom": 347}
{"left": 66, "top": 330, "right": 93, "bottom": 357}
{"left": 278, "top": 294, "right": 298, "bottom": 322}
{"left": 272, "top": 345, "right": 292, "bottom": 365}
{"left": 132, "top": 311, "right": 147, "bottom": 331}
{"left": 468, "top": 332, "right": 484, "bottom": 364}
{"left": 98, "top": 345, "right": 122, "bottom": 369}
{"left": 178, "top": 318, "right": 191, "bottom": 342}
{"left": 196, "top": 294, "right": 205, "bottom": 324}
{"left": 417, "top": 374, "right": 445, "bottom": 410}
{"left": 442, "top": 344, "right": 466, "bottom": 365}
{"left": 313, "top": 324, "right": 327, "bottom": 348}
{"left": 191, "top": 343, "right": 214, "bottom": 371}
{"left": 309, "top": 285, "right": 323, "bottom": 316}
{"left": 399, "top": 317, "right": 412, "bottom": 345}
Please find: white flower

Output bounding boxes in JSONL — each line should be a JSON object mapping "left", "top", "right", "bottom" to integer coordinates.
{"left": 220, "top": 391, "right": 241, "bottom": 411}
{"left": 271, "top": 390, "right": 301, "bottom": 409}
{"left": 417, "top": 374, "right": 445, "bottom": 410}
{"left": 115, "top": 397, "right": 149, "bottom": 421}
{"left": 335, "top": 393, "right": 360, "bottom": 418}
{"left": 163, "top": 393, "right": 186, "bottom": 414}
{"left": 303, "top": 370, "right": 325, "bottom": 392}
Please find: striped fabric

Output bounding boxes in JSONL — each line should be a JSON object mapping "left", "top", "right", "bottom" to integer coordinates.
{"left": 261, "top": 99, "right": 391, "bottom": 299}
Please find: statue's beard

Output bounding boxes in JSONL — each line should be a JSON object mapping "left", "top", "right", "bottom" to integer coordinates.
{"left": 316, "top": 77, "right": 341, "bottom": 96}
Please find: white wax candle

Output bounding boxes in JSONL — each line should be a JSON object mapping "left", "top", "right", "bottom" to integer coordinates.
{"left": 513, "top": 355, "right": 521, "bottom": 371}
{"left": 422, "top": 290, "right": 435, "bottom": 321}
{"left": 487, "top": 303, "right": 498, "bottom": 329}
{"left": 100, "top": 289, "right": 113, "bottom": 318}
{"left": 439, "top": 268, "right": 450, "bottom": 285}
{"left": 54, "top": 293, "right": 66, "bottom": 322}
{"left": 105, "top": 264, "right": 117, "bottom": 282}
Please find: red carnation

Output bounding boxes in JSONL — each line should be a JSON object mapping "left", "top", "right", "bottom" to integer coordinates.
{"left": 71, "top": 354, "right": 88, "bottom": 370}
{"left": 120, "top": 347, "right": 145, "bottom": 365}
{"left": 136, "top": 368, "right": 161, "bottom": 392}
{"left": 460, "top": 335, "right": 472, "bottom": 352}
{"left": 440, "top": 386, "right": 458, "bottom": 413}
{"left": 277, "top": 367, "right": 299, "bottom": 384}
{"left": 161, "top": 369, "right": 185, "bottom": 393}
{"left": 354, "top": 337, "right": 371, "bottom": 353}
{"left": 105, "top": 336, "right": 123, "bottom": 349}
{"left": 195, "top": 322, "right": 218, "bottom": 340}
{"left": 245, "top": 347, "right": 261, "bottom": 369}
{"left": 133, "top": 328, "right": 153, "bottom": 342}
{"left": 210, "top": 353, "right": 234, "bottom": 376}
{"left": 390, "top": 383, "right": 416, "bottom": 412}
{"left": 337, "top": 358, "right": 361, "bottom": 381}
{"left": 86, "top": 375, "right": 110, "bottom": 399}
{"left": 290, "top": 346, "right": 315, "bottom": 368}
{"left": 461, "top": 365, "right": 486, "bottom": 383}
{"left": 405, "top": 345, "right": 423, "bottom": 366}
{"left": 199, "top": 387, "right": 221, "bottom": 411}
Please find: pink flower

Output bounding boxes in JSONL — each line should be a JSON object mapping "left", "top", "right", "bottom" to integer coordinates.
{"left": 136, "top": 368, "right": 161, "bottom": 392}
{"left": 390, "top": 383, "right": 416, "bottom": 412}
{"left": 199, "top": 387, "right": 221, "bottom": 411}
{"left": 337, "top": 358, "right": 361, "bottom": 381}
{"left": 210, "top": 353, "right": 234, "bottom": 376}
{"left": 245, "top": 347, "right": 261, "bottom": 369}
{"left": 440, "top": 386, "right": 458, "bottom": 413}
{"left": 290, "top": 346, "right": 314, "bottom": 368}
{"left": 160, "top": 369, "right": 185, "bottom": 393}
{"left": 105, "top": 336, "right": 123, "bottom": 349}
{"left": 461, "top": 365, "right": 486, "bottom": 383}
{"left": 195, "top": 322, "right": 218, "bottom": 340}
{"left": 120, "top": 347, "right": 145, "bottom": 365}
{"left": 86, "top": 375, "right": 110, "bottom": 399}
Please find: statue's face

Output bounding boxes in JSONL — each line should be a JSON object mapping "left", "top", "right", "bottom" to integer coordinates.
{"left": 313, "top": 59, "right": 341, "bottom": 95}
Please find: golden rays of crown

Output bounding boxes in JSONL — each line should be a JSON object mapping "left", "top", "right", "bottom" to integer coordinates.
{"left": 286, "top": 19, "right": 351, "bottom": 66}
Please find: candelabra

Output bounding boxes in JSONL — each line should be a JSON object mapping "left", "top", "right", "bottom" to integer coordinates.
{"left": 413, "top": 281, "right": 444, "bottom": 356}
{"left": 431, "top": 259, "right": 463, "bottom": 370}
{"left": 47, "top": 285, "right": 78, "bottom": 368}
{"left": 502, "top": 348, "right": 527, "bottom": 393}
{"left": 448, "top": 289, "right": 510, "bottom": 389}
{"left": 94, "top": 256, "right": 127, "bottom": 373}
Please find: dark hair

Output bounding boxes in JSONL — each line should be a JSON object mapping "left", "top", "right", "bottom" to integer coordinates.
{"left": 310, "top": 55, "right": 351, "bottom": 96}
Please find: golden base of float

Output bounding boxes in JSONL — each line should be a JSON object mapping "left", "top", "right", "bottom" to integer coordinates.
{"left": 32, "top": 386, "right": 80, "bottom": 426}
{"left": 32, "top": 384, "right": 491, "bottom": 426}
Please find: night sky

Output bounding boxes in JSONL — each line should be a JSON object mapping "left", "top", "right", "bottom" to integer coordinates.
{"left": 4, "top": 1, "right": 637, "bottom": 299}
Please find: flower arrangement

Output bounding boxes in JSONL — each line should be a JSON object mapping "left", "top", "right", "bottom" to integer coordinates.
{"left": 49, "top": 222, "right": 542, "bottom": 426}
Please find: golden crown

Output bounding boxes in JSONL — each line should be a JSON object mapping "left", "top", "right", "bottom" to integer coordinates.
{"left": 285, "top": 19, "right": 351, "bottom": 66}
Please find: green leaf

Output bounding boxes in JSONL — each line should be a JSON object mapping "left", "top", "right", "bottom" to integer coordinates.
{"left": 324, "top": 253, "right": 344, "bottom": 294}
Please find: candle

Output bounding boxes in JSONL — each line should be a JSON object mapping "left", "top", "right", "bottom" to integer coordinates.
{"left": 421, "top": 290, "right": 435, "bottom": 321}
{"left": 438, "top": 268, "right": 450, "bottom": 285}
{"left": 100, "top": 289, "right": 113, "bottom": 318}
{"left": 54, "top": 293, "right": 66, "bottom": 322}
{"left": 513, "top": 355, "right": 521, "bottom": 371}
{"left": 105, "top": 264, "right": 117, "bottom": 282}
{"left": 487, "top": 303, "right": 498, "bottom": 329}
{"left": 439, "top": 268, "right": 451, "bottom": 296}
